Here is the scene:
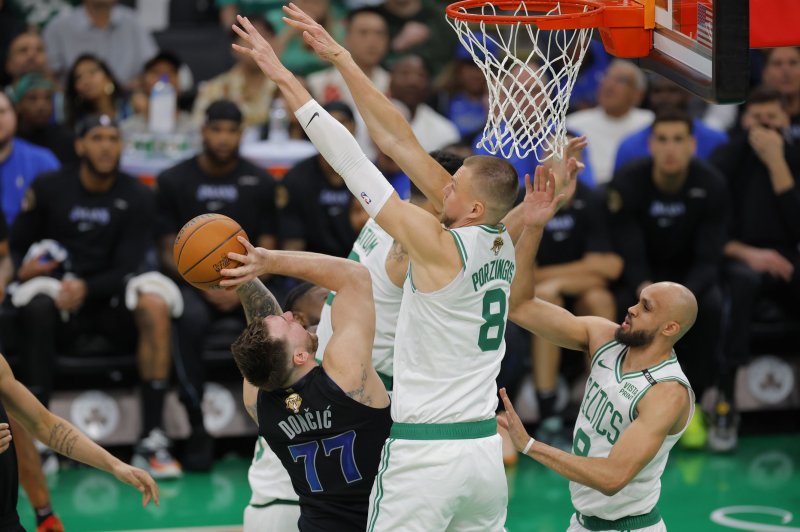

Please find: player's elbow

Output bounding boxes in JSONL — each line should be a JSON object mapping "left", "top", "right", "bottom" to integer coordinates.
{"left": 599, "top": 476, "right": 628, "bottom": 497}
{"left": 348, "top": 263, "right": 372, "bottom": 290}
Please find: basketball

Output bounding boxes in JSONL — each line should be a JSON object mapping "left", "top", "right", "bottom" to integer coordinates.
{"left": 173, "top": 213, "right": 249, "bottom": 290}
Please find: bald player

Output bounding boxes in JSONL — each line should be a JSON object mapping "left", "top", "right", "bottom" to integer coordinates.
{"left": 500, "top": 172, "right": 697, "bottom": 532}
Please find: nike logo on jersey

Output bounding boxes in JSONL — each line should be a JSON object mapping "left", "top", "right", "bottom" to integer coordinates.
{"left": 306, "top": 112, "right": 320, "bottom": 128}
{"left": 597, "top": 359, "right": 613, "bottom": 371}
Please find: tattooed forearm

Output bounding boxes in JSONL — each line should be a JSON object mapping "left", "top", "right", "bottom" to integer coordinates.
{"left": 48, "top": 422, "right": 79, "bottom": 457}
{"left": 345, "top": 368, "right": 372, "bottom": 406}
{"left": 388, "top": 240, "right": 408, "bottom": 262}
{"left": 236, "top": 279, "right": 283, "bottom": 324}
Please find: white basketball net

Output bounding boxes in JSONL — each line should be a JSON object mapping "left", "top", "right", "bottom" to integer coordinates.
{"left": 447, "top": 2, "right": 594, "bottom": 161}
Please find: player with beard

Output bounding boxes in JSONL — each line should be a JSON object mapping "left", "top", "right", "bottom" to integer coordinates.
{"left": 223, "top": 244, "right": 392, "bottom": 532}
{"left": 499, "top": 170, "right": 698, "bottom": 532}
{"left": 9, "top": 114, "right": 180, "bottom": 479}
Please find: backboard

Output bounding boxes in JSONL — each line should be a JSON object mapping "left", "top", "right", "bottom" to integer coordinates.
{"left": 631, "top": 0, "right": 749, "bottom": 104}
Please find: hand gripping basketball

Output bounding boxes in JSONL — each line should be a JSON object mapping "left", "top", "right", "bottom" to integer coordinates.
{"left": 219, "top": 237, "right": 270, "bottom": 288}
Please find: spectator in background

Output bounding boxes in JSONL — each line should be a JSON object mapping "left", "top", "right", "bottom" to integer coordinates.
{"left": 389, "top": 55, "right": 460, "bottom": 151}
{"left": 64, "top": 54, "right": 128, "bottom": 128}
{"left": 761, "top": 47, "right": 800, "bottom": 141}
{"left": 528, "top": 178, "right": 622, "bottom": 449}
{"left": 4, "top": 31, "right": 50, "bottom": 87}
{"left": 307, "top": 6, "right": 389, "bottom": 158}
{"left": 566, "top": 60, "right": 653, "bottom": 184}
{"left": 42, "top": 0, "right": 157, "bottom": 88}
{"left": 432, "top": 41, "right": 489, "bottom": 143}
{"left": 10, "top": 73, "right": 78, "bottom": 165}
{"left": 709, "top": 86, "right": 800, "bottom": 452}
{"left": 273, "top": 0, "right": 345, "bottom": 77}
{"left": 279, "top": 101, "right": 360, "bottom": 258}
{"left": 380, "top": 0, "right": 457, "bottom": 75}
{"left": 568, "top": 40, "right": 610, "bottom": 112}
{"left": 193, "top": 16, "right": 278, "bottom": 130}
{"left": 121, "top": 51, "right": 196, "bottom": 138}
{"left": 156, "top": 100, "right": 278, "bottom": 471}
{"left": 9, "top": 114, "right": 181, "bottom": 479}
{"left": 0, "top": 92, "right": 60, "bottom": 225}
{"left": 608, "top": 109, "right": 728, "bottom": 446}
{"left": 615, "top": 74, "right": 727, "bottom": 173}
{"left": 0, "top": 6, "right": 27, "bottom": 87}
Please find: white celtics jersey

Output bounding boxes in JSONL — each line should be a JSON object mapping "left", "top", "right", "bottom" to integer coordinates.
{"left": 392, "top": 224, "right": 515, "bottom": 423}
{"left": 570, "top": 340, "right": 694, "bottom": 520}
{"left": 248, "top": 436, "right": 298, "bottom": 504}
{"left": 315, "top": 218, "right": 402, "bottom": 377}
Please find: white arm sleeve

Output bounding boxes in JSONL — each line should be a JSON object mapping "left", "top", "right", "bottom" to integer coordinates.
{"left": 295, "top": 100, "right": 395, "bottom": 219}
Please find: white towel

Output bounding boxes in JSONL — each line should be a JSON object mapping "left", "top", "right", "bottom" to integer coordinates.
{"left": 125, "top": 271, "right": 184, "bottom": 318}
{"left": 10, "top": 277, "right": 62, "bottom": 308}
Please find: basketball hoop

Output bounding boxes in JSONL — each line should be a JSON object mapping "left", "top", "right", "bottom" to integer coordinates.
{"left": 446, "top": 0, "right": 649, "bottom": 161}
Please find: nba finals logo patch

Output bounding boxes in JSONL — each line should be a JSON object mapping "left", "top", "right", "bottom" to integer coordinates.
{"left": 285, "top": 392, "right": 303, "bottom": 414}
{"left": 492, "top": 237, "right": 504, "bottom": 256}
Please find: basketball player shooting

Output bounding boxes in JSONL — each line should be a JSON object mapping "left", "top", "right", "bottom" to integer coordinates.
{"left": 232, "top": 9, "right": 543, "bottom": 530}
{"left": 220, "top": 247, "right": 392, "bottom": 532}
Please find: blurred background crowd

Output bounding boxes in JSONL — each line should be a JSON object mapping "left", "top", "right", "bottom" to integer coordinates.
{"left": 0, "top": 0, "right": 798, "bottom": 518}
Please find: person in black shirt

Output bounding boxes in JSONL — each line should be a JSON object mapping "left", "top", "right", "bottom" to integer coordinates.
{"left": 0, "top": 352, "right": 158, "bottom": 530}
{"left": 156, "top": 99, "right": 279, "bottom": 471}
{"left": 224, "top": 242, "right": 392, "bottom": 532}
{"left": 9, "top": 114, "right": 182, "bottom": 479}
{"left": 279, "top": 101, "right": 360, "bottom": 258}
{"left": 530, "top": 179, "right": 622, "bottom": 447}
{"left": 608, "top": 108, "right": 728, "bottom": 420}
{"left": 709, "top": 87, "right": 800, "bottom": 451}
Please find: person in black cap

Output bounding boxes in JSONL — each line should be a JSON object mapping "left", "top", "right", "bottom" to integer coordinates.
{"left": 9, "top": 113, "right": 183, "bottom": 479}
{"left": 279, "top": 100, "right": 360, "bottom": 258}
{"left": 155, "top": 99, "right": 279, "bottom": 471}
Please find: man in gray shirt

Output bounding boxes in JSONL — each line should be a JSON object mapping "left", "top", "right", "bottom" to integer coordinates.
{"left": 43, "top": 0, "right": 157, "bottom": 87}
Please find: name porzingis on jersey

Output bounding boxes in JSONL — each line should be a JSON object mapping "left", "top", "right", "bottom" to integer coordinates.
{"left": 278, "top": 407, "right": 332, "bottom": 440}
{"left": 580, "top": 377, "right": 624, "bottom": 445}
{"left": 355, "top": 226, "right": 379, "bottom": 256}
{"left": 472, "top": 259, "right": 515, "bottom": 291}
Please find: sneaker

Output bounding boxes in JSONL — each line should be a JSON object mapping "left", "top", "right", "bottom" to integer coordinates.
{"left": 182, "top": 427, "right": 215, "bottom": 472}
{"left": 708, "top": 397, "right": 739, "bottom": 453}
{"left": 37, "top": 513, "right": 65, "bottom": 532}
{"left": 40, "top": 449, "right": 60, "bottom": 477}
{"left": 132, "top": 429, "right": 182, "bottom": 479}
{"left": 535, "top": 416, "right": 572, "bottom": 452}
{"left": 679, "top": 405, "right": 707, "bottom": 450}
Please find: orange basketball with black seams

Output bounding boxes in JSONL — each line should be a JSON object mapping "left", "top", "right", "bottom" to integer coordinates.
{"left": 174, "top": 213, "right": 249, "bottom": 290}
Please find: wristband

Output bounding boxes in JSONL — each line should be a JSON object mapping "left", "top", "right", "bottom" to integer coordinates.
{"left": 522, "top": 437, "right": 535, "bottom": 455}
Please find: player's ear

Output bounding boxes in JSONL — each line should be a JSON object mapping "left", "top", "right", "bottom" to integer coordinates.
{"left": 468, "top": 200, "right": 485, "bottom": 222}
{"left": 293, "top": 349, "right": 310, "bottom": 366}
{"left": 662, "top": 320, "right": 681, "bottom": 338}
{"left": 74, "top": 137, "right": 85, "bottom": 157}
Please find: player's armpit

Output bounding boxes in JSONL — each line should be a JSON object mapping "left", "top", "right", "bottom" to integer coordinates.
{"left": 374, "top": 199, "right": 462, "bottom": 289}
{"left": 603, "top": 381, "right": 691, "bottom": 494}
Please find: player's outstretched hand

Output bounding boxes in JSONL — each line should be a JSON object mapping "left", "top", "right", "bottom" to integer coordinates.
{"left": 282, "top": 3, "right": 348, "bottom": 63}
{"left": 497, "top": 388, "right": 532, "bottom": 453}
{"left": 0, "top": 423, "right": 11, "bottom": 454}
{"left": 520, "top": 166, "right": 566, "bottom": 230}
{"left": 111, "top": 462, "right": 159, "bottom": 507}
{"left": 232, "top": 15, "right": 293, "bottom": 83}
{"left": 220, "top": 236, "right": 271, "bottom": 288}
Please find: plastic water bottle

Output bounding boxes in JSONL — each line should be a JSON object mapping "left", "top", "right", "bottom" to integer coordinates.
{"left": 148, "top": 75, "right": 176, "bottom": 134}
{"left": 268, "top": 97, "right": 289, "bottom": 142}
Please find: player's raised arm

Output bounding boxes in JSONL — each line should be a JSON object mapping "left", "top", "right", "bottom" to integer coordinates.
{"left": 281, "top": 3, "right": 451, "bottom": 213}
{"left": 0, "top": 355, "right": 159, "bottom": 507}
{"left": 508, "top": 168, "right": 615, "bottom": 353}
{"left": 232, "top": 15, "right": 457, "bottom": 274}
{"left": 498, "top": 381, "right": 690, "bottom": 496}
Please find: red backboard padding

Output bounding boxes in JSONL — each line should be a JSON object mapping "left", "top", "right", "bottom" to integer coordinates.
{"left": 750, "top": 0, "right": 800, "bottom": 48}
